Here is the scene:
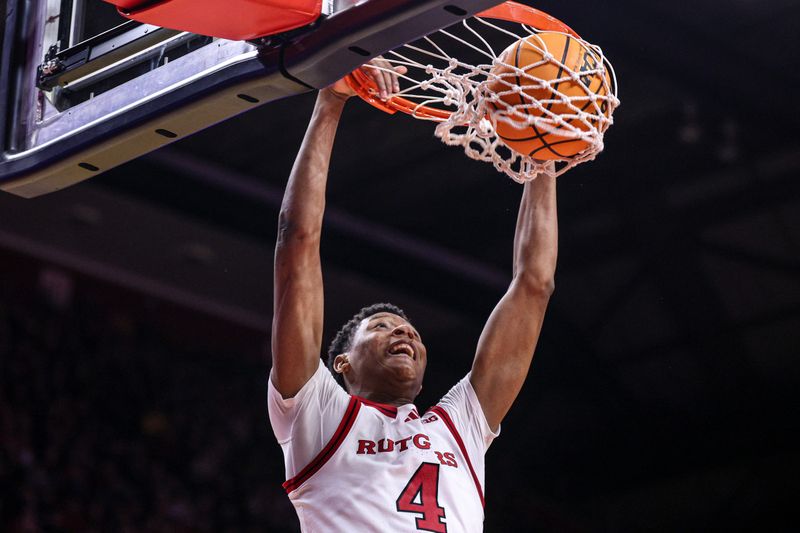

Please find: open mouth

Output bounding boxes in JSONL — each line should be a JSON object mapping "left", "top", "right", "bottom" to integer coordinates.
{"left": 388, "top": 342, "right": 415, "bottom": 360}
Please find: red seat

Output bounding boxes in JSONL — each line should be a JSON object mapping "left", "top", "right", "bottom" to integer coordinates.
{"left": 104, "top": 0, "right": 322, "bottom": 41}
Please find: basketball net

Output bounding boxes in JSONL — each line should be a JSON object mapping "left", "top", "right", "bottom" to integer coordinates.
{"left": 347, "top": 7, "right": 620, "bottom": 181}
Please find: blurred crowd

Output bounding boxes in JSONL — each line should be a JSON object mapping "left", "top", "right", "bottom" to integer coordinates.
{"left": 0, "top": 276, "right": 297, "bottom": 532}
{"left": 0, "top": 265, "right": 588, "bottom": 533}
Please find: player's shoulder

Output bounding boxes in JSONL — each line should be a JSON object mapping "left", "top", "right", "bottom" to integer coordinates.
{"left": 436, "top": 373, "right": 475, "bottom": 408}
{"left": 269, "top": 359, "right": 349, "bottom": 412}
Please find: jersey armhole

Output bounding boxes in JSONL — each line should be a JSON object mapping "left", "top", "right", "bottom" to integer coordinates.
{"left": 428, "top": 405, "right": 485, "bottom": 507}
{"left": 282, "top": 396, "right": 361, "bottom": 494}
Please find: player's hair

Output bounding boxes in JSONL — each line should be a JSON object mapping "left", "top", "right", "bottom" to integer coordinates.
{"left": 327, "top": 303, "right": 409, "bottom": 390}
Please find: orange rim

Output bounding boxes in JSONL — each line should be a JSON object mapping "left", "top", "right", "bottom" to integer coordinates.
{"left": 345, "top": 1, "right": 580, "bottom": 120}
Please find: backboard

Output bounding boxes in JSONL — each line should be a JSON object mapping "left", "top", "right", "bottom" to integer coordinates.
{"left": 0, "top": 0, "right": 503, "bottom": 198}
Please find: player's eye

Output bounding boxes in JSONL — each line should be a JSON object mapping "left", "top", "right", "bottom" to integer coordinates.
{"left": 374, "top": 322, "right": 388, "bottom": 329}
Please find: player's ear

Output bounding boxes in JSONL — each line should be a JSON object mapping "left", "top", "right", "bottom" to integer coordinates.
{"left": 333, "top": 353, "right": 350, "bottom": 375}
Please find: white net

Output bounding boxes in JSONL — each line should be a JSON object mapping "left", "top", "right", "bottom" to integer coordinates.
{"left": 355, "top": 11, "right": 620, "bottom": 181}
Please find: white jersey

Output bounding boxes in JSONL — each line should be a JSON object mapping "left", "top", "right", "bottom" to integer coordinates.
{"left": 268, "top": 361, "right": 499, "bottom": 533}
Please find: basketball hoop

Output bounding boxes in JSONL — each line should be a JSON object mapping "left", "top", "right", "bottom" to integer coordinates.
{"left": 345, "top": 1, "right": 620, "bottom": 181}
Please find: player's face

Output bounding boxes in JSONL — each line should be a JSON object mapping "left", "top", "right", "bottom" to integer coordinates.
{"left": 345, "top": 312, "right": 427, "bottom": 403}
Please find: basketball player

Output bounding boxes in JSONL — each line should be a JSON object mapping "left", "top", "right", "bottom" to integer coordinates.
{"left": 268, "top": 59, "right": 558, "bottom": 532}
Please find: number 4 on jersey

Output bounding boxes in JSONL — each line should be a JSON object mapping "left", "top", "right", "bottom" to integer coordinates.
{"left": 396, "top": 463, "right": 447, "bottom": 532}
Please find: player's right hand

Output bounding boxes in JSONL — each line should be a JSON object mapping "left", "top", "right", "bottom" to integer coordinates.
{"left": 326, "top": 57, "right": 407, "bottom": 101}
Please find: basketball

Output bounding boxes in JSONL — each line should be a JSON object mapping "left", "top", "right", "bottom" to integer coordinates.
{"left": 486, "top": 32, "right": 613, "bottom": 160}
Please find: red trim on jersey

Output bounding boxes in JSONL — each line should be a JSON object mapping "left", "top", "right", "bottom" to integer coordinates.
{"left": 282, "top": 396, "right": 361, "bottom": 494}
{"left": 353, "top": 396, "right": 398, "bottom": 418}
{"left": 428, "top": 405, "right": 485, "bottom": 507}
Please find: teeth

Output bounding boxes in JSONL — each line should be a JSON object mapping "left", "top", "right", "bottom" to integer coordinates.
{"left": 390, "top": 343, "right": 414, "bottom": 358}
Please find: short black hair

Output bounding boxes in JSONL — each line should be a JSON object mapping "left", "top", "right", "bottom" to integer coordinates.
{"left": 327, "top": 303, "right": 408, "bottom": 390}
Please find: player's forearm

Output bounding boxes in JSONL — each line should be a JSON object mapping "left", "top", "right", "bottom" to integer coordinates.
{"left": 512, "top": 175, "right": 558, "bottom": 292}
{"left": 277, "top": 91, "right": 347, "bottom": 244}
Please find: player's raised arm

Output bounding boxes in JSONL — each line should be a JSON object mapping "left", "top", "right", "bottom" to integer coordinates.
{"left": 270, "top": 88, "right": 345, "bottom": 398}
{"left": 470, "top": 173, "right": 558, "bottom": 430}
{"left": 271, "top": 60, "right": 406, "bottom": 398}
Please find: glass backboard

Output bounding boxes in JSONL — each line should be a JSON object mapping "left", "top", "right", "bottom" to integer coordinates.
{"left": 0, "top": 0, "right": 502, "bottom": 197}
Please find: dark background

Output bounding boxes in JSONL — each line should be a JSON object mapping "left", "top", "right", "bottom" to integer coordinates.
{"left": 2, "top": 0, "right": 799, "bottom": 531}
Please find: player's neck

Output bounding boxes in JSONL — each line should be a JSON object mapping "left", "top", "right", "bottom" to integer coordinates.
{"left": 352, "top": 390, "right": 415, "bottom": 407}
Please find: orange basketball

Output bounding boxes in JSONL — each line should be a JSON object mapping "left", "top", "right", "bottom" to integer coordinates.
{"left": 486, "top": 32, "right": 613, "bottom": 160}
